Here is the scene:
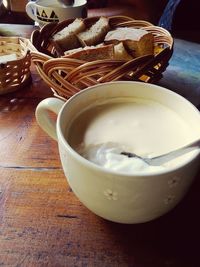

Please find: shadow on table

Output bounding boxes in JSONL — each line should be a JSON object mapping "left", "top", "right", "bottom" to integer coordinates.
{"left": 104, "top": 170, "right": 200, "bottom": 267}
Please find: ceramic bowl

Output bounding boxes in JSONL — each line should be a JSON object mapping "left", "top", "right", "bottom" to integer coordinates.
{"left": 35, "top": 81, "right": 200, "bottom": 223}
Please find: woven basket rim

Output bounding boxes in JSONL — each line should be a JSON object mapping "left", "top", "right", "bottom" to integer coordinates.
{"left": 30, "top": 15, "right": 174, "bottom": 100}
{"left": 0, "top": 36, "right": 32, "bottom": 95}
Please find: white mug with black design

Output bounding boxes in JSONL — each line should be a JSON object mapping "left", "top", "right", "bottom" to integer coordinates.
{"left": 26, "top": 0, "right": 87, "bottom": 27}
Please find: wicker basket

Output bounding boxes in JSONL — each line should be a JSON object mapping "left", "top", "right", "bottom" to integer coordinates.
{"left": 30, "top": 16, "right": 173, "bottom": 100}
{"left": 0, "top": 37, "right": 32, "bottom": 95}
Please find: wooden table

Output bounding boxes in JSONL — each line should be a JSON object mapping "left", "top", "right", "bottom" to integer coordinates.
{"left": 0, "top": 23, "right": 200, "bottom": 267}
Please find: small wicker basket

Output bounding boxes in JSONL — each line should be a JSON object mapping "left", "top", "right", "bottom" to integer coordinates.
{"left": 0, "top": 36, "right": 32, "bottom": 95}
{"left": 30, "top": 16, "right": 173, "bottom": 100}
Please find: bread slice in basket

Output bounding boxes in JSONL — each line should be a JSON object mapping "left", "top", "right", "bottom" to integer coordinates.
{"left": 52, "top": 18, "right": 86, "bottom": 50}
{"left": 63, "top": 42, "right": 133, "bottom": 61}
{"left": 114, "top": 42, "right": 133, "bottom": 61}
{"left": 52, "top": 16, "right": 154, "bottom": 61}
{"left": 105, "top": 27, "right": 154, "bottom": 57}
{"left": 63, "top": 44, "right": 114, "bottom": 61}
{"left": 77, "top": 17, "right": 110, "bottom": 46}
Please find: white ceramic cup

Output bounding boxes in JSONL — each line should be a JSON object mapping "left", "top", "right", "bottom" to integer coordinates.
{"left": 35, "top": 81, "right": 200, "bottom": 224}
{"left": 26, "top": 0, "right": 87, "bottom": 26}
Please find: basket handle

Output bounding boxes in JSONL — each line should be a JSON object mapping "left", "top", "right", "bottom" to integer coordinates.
{"left": 35, "top": 97, "right": 65, "bottom": 141}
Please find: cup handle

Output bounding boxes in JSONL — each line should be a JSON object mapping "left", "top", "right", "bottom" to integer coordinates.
{"left": 26, "top": 1, "right": 38, "bottom": 22}
{"left": 35, "top": 97, "right": 65, "bottom": 141}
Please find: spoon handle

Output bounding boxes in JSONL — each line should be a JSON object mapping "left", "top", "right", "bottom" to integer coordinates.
{"left": 150, "top": 138, "right": 200, "bottom": 165}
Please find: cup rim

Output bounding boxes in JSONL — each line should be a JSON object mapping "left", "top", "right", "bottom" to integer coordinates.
{"left": 34, "top": 0, "right": 87, "bottom": 8}
{"left": 58, "top": 81, "right": 200, "bottom": 177}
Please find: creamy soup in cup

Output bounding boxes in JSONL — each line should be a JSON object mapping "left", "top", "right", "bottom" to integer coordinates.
{"left": 35, "top": 81, "right": 200, "bottom": 224}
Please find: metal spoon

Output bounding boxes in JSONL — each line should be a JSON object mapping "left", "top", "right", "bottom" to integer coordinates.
{"left": 121, "top": 138, "right": 200, "bottom": 166}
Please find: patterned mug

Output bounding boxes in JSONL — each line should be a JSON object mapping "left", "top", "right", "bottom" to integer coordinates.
{"left": 26, "top": 0, "right": 87, "bottom": 27}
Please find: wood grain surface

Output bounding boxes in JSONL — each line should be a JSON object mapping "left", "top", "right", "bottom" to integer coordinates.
{"left": 0, "top": 23, "right": 200, "bottom": 267}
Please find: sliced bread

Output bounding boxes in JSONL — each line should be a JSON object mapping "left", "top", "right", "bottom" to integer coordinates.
{"left": 77, "top": 17, "right": 110, "bottom": 46}
{"left": 63, "top": 44, "right": 114, "bottom": 61}
{"left": 114, "top": 42, "right": 133, "bottom": 61}
{"left": 105, "top": 27, "right": 154, "bottom": 57}
{"left": 63, "top": 42, "right": 133, "bottom": 62}
{"left": 52, "top": 18, "right": 86, "bottom": 51}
